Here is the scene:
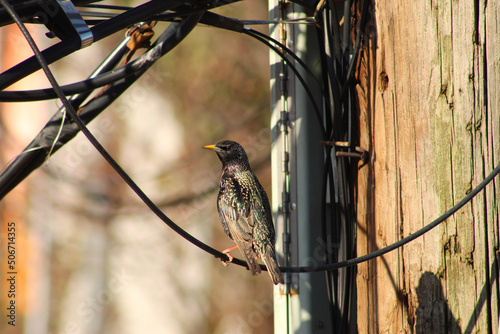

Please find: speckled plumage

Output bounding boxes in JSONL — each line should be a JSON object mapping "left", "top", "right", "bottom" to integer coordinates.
{"left": 203, "top": 140, "right": 283, "bottom": 285}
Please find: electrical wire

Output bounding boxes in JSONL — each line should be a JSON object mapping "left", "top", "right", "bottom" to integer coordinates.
{"left": 0, "top": 69, "right": 137, "bottom": 101}
{"left": 279, "top": 160, "right": 500, "bottom": 272}
{"left": 245, "top": 27, "right": 325, "bottom": 96}
{"left": 0, "top": 0, "right": 198, "bottom": 90}
{"left": 243, "top": 28, "right": 327, "bottom": 138}
{"left": 318, "top": 2, "right": 355, "bottom": 329}
{"left": 81, "top": 4, "right": 132, "bottom": 11}
{"left": 339, "top": 0, "right": 369, "bottom": 102}
{"left": 0, "top": 11, "right": 226, "bottom": 102}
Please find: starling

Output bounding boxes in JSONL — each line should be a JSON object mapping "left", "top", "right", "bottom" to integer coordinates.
{"left": 203, "top": 140, "right": 283, "bottom": 285}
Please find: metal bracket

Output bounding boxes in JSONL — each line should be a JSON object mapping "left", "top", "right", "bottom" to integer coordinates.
{"left": 40, "top": 0, "right": 93, "bottom": 48}
{"left": 321, "top": 140, "right": 368, "bottom": 162}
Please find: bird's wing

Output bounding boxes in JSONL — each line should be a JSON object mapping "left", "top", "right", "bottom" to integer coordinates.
{"left": 249, "top": 178, "right": 275, "bottom": 245}
{"left": 217, "top": 175, "right": 261, "bottom": 275}
{"left": 249, "top": 180, "right": 282, "bottom": 284}
{"left": 217, "top": 176, "right": 254, "bottom": 242}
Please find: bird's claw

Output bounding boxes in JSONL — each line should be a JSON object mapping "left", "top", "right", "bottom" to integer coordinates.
{"left": 221, "top": 250, "right": 234, "bottom": 266}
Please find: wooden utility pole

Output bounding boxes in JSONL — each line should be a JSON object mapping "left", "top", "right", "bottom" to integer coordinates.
{"left": 355, "top": 1, "right": 499, "bottom": 333}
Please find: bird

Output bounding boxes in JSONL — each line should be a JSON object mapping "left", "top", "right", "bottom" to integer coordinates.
{"left": 203, "top": 140, "right": 283, "bottom": 285}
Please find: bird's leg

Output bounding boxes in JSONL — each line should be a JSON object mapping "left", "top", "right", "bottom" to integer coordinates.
{"left": 221, "top": 245, "right": 238, "bottom": 266}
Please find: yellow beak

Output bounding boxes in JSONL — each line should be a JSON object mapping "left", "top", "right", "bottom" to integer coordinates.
{"left": 202, "top": 144, "right": 219, "bottom": 151}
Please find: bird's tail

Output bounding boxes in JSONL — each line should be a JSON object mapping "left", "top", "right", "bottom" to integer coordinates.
{"left": 237, "top": 242, "right": 261, "bottom": 276}
{"left": 260, "top": 244, "right": 284, "bottom": 285}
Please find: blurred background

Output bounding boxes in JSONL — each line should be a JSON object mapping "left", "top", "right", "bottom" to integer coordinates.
{"left": 0, "top": 0, "right": 275, "bottom": 333}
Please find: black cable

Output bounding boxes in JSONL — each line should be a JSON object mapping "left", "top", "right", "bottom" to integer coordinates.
{"left": 0, "top": 35, "right": 131, "bottom": 197}
{"left": 81, "top": 4, "right": 132, "bottom": 11}
{"left": 78, "top": 10, "right": 117, "bottom": 19}
{"left": 0, "top": 0, "right": 188, "bottom": 90}
{"left": 340, "top": 0, "right": 369, "bottom": 101}
{"left": 316, "top": 7, "right": 342, "bottom": 143}
{"left": 319, "top": 3, "right": 354, "bottom": 329}
{"left": 0, "top": 69, "right": 137, "bottom": 102}
{"left": 0, "top": 29, "right": 184, "bottom": 102}
{"left": 321, "top": 145, "right": 337, "bottom": 326}
{"left": 243, "top": 28, "right": 327, "bottom": 138}
{"left": 246, "top": 27, "right": 325, "bottom": 97}
{"left": 0, "top": 11, "right": 228, "bottom": 102}
{"left": 279, "top": 160, "right": 500, "bottom": 272}
{"left": 196, "top": 11, "right": 329, "bottom": 135}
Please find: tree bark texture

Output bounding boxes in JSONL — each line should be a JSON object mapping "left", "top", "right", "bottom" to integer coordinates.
{"left": 355, "top": 1, "right": 499, "bottom": 333}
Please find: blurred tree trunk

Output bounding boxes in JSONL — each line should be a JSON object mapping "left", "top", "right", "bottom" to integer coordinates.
{"left": 0, "top": 25, "right": 50, "bottom": 334}
{"left": 355, "top": 1, "right": 499, "bottom": 333}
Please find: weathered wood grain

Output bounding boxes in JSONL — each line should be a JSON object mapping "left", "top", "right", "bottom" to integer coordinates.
{"left": 355, "top": 0, "right": 499, "bottom": 332}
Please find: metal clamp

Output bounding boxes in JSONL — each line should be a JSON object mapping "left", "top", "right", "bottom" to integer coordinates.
{"left": 42, "top": 0, "right": 93, "bottom": 48}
